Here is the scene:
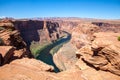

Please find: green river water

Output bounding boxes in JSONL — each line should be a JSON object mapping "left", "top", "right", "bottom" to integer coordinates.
{"left": 35, "top": 31, "right": 71, "bottom": 72}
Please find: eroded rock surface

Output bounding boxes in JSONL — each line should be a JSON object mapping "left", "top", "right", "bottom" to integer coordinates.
{"left": 92, "top": 22, "right": 120, "bottom": 32}
{"left": 0, "top": 58, "right": 84, "bottom": 80}
{"left": 0, "top": 46, "right": 15, "bottom": 65}
{"left": 77, "top": 32, "right": 120, "bottom": 76}
{"left": 0, "top": 19, "right": 61, "bottom": 66}
{"left": 1, "top": 57, "right": 119, "bottom": 80}
{"left": 71, "top": 23, "right": 99, "bottom": 49}
{"left": 0, "top": 30, "right": 31, "bottom": 65}
{"left": 14, "top": 20, "right": 61, "bottom": 45}
{"left": 0, "top": 58, "right": 55, "bottom": 80}
{"left": 53, "top": 42, "right": 78, "bottom": 71}
{"left": 0, "top": 18, "right": 120, "bottom": 80}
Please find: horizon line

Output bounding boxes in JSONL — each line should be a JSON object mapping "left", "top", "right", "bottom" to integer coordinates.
{"left": 0, "top": 16, "right": 120, "bottom": 20}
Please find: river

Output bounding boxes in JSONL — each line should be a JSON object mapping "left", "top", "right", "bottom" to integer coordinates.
{"left": 36, "top": 31, "right": 71, "bottom": 72}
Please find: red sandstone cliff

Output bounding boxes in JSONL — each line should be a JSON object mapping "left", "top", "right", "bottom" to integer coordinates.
{"left": 0, "top": 18, "right": 120, "bottom": 80}
{"left": 0, "top": 19, "right": 61, "bottom": 66}
{"left": 13, "top": 20, "right": 61, "bottom": 46}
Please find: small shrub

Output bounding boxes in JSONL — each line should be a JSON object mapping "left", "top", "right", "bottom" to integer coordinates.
{"left": 118, "top": 36, "right": 120, "bottom": 41}
{"left": 0, "top": 27, "right": 5, "bottom": 31}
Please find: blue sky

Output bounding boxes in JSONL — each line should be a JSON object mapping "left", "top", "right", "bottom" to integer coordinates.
{"left": 0, "top": 0, "right": 120, "bottom": 19}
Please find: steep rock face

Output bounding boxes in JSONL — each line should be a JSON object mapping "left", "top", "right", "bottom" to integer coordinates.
{"left": 9, "top": 30, "right": 27, "bottom": 49}
{"left": 76, "top": 32, "right": 120, "bottom": 76}
{"left": 53, "top": 23, "right": 99, "bottom": 71}
{"left": 0, "top": 54, "right": 3, "bottom": 66}
{"left": 54, "top": 20, "right": 120, "bottom": 79}
{"left": 0, "top": 30, "right": 31, "bottom": 65}
{"left": 0, "top": 18, "right": 120, "bottom": 80}
{"left": 92, "top": 22, "right": 120, "bottom": 32}
{"left": 53, "top": 42, "right": 78, "bottom": 71}
{"left": 0, "top": 19, "right": 61, "bottom": 65}
{"left": 0, "top": 20, "right": 32, "bottom": 66}
{"left": 57, "top": 21, "right": 78, "bottom": 33}
{"left": 13, "top": 20, "right": 61, "bottom": 46}
{"left": 71, "top": 23, "right": 99, "bottom": 49}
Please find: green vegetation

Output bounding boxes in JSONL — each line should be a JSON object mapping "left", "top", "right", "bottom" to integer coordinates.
{"left": 118, "top": 36, "right": 120, "bottom": 41}
{"left": 0, "top": 38, "right": 4, "bottom": 45}
{"left": 30, "top": 36, "right": 68, "bottom": 57}
{"left": 30, "top": 41, "right": 51, "bottom": 57}
{"left": 30, "top": 31, "right": 71, "bottom": 58}
{"left": 29, "top": 31, "right": 71, "bottom": 72}
{"left": 50, "top": 35, "right": 70, "bottom": 55}
{"left": 0, "top": 26, "right": 5, "bottom": 31}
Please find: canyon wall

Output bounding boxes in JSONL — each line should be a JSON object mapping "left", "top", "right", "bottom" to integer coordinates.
{"left": 92, "top": 22, "right": 120, "bottom": 32}
{"left": 53, "top": 20, "right": 120, "bottom": 79}
{"left": 0, "top": 18, "right": 120, "bottom": 80}
{"left": 0, "top": 19, "right": 61, "bottom": 66}
{"left": 13, "top": 20, "right": 61, "bottom": 46}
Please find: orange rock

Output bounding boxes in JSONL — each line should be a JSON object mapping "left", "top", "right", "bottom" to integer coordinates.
{"left": 0, "top": 46, "right": 15, "bottom": 65}
{"left": 78, "top": 32, "right": 120, "bottom": 76}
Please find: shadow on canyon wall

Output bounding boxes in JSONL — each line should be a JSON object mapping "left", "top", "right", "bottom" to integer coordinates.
{"left": 14, "top": 20, "right": 60, "bottom": 46}
{"left": 14, "top": 20, "right": 43, "bottom": 46}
